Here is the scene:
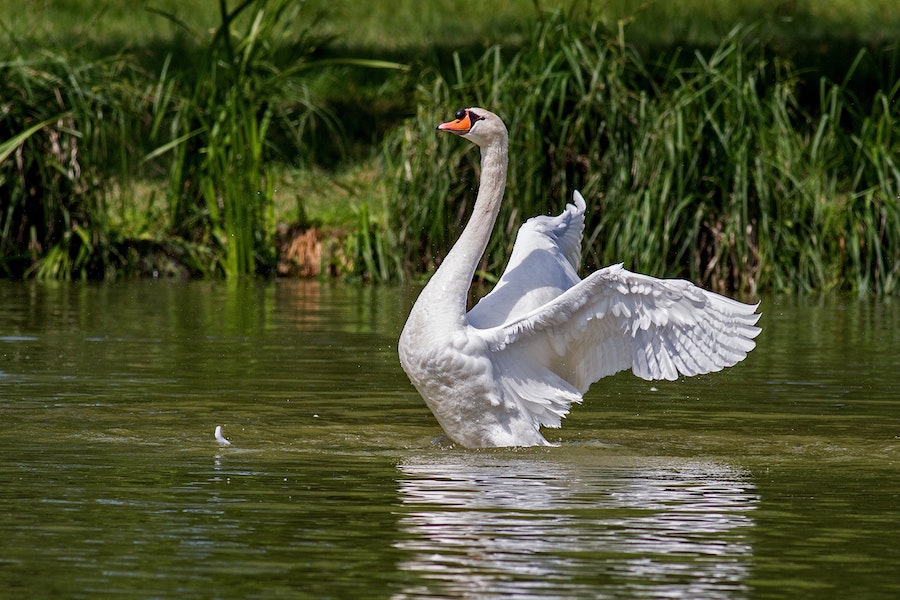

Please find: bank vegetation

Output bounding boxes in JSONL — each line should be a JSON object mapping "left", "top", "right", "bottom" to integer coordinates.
{"left": 1, "top": 0, "right": 898, "bottom": 294}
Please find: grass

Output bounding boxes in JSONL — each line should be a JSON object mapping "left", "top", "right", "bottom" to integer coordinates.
{"left": 380, "top": 14, "right": 900, "bottom": 293}
{"left": 1, "top": 0, "right": 402, "bottom": 279}
{"left": 146, "top": 0, "right": 314, "bottom": 277}
{"left": 1, "top": 0, "right": 899, "bottom": 291}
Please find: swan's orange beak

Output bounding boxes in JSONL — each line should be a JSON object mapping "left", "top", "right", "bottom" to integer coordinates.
{"left": 437, "top": 110, "right": 474, "bottom": 135}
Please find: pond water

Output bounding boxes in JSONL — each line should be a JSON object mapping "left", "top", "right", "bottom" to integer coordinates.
{"left": 0, "top": 280, "right": 898, "bottom": 598}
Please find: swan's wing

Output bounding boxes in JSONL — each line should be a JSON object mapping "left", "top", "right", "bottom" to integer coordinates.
{"left": 467, "top": 191, "right": 587, "bottom": 328}
{"left": 491, "top": 346, "right": 585, "bottom": 430}
{"left": 481, "top": 263, "right": 762, "bottom": 395}
{"left": 543, "top": 190, "right": 586, "bottom": 271}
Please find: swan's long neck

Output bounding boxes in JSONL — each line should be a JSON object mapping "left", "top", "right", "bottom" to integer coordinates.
{"left": 424, "top": 136, "right": 508, "bottom": 318}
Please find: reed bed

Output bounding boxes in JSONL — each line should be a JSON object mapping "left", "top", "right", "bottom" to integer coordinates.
{"left": 0, "top": 51, "right": 149, "bottom": 278}
{"left": 2, "top": 3, "right": 898, "bottom": 292}
{"left": 381, "top": 14, "right": 900, "bottom": 294}
{"left": 1, "top": 0, "right": 397, "bottom": 279}
{"left": 145, "top": 0, "right": 344, "bottom": 278}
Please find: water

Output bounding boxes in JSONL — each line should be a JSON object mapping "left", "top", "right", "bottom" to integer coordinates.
{"left": 0, "top": 280, "right": 898, "bottom": 598}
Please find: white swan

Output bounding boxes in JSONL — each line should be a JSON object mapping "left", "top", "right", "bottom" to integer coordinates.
{"left": 398, "top": 108, "right": 761, "bottom": 448}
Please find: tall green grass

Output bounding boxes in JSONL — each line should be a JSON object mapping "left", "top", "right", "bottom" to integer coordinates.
{"left": 0, "top": 51, "right": 143, "bottom": 279}
{"left": 147, "top": 0, "right": 330, "bottom": 277}
{"left": 380, "top": 13, "right": 900, "bottom": 294}
{"left": 145, "top": 0, "right": 401, "bottom": 278}
{"left": 1, "top": 0, "right": 400, "bottom": 279}
{"left": 2, "top": 3, "right": 898, "bottom": 291}
{"left": 0, "top": 41, "right": 258, "bottom": 279}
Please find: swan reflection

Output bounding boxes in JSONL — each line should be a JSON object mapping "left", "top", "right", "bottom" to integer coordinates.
{"left": 394, "top": 453, "right": 757, "bottom": 599}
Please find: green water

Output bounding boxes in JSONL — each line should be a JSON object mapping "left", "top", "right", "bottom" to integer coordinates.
{"left": 0, "top": 280, "right": 897, "bottom": 598}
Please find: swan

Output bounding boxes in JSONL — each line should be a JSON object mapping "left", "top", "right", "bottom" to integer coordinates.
{"left": 398, "top": 107, "right": 761, "bottom": 448}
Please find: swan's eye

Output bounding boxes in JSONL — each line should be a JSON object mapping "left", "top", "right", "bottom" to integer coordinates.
{"left": 469, "top": 111, "right": 485, "bottom": 123}
{"left": 455, "top": 108, "right": 467, "bottom": 120}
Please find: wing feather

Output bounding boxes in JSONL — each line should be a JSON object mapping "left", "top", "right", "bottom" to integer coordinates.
{"left": 467, "top": 192, "right": 586, "bottom": 328}
{"left": 477, "top": 264, "right": 761, "bottom": 397}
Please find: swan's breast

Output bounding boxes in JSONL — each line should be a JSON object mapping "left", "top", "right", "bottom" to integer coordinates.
{"left": 400, "top": 325, "right": 492, "bottom": 394}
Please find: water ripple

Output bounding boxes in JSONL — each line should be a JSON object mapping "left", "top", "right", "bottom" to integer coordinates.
{"left": 394, "top": 454, "right": 758, "bottom": 599}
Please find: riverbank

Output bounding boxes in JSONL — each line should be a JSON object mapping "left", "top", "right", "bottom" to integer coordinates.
{"left": 2, "top": 0, "right": 898, "bottom": 292}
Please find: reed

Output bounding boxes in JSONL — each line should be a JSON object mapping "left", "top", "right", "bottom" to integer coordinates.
{"left": 147, "top": 0, "right": 402, "bottom": 278}
{"left": 2, "top": 3, "right": 897, "bottom": 290}
{"left": 379, "top": 12, "right": 900, "bottom": 294}
{"left": 0, "top": 47, "right": 237, "bottom": 279}
{"left": 1, "top": 0, "right": 400, "bottom": 280}
{"left": 0, "top": 51, "right": 135, "bottom": 279}
{"left": 146, "top": 0, "right": 307, "bottom": 277}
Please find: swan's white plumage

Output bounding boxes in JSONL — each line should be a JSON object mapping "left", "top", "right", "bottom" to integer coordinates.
{"left": 398, "top": 108, "right": 761, "bottom": 448}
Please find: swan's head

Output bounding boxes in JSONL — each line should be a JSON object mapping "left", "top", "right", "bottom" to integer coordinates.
{"left": 437, "top": 107, "right": 507, "bottom": 148}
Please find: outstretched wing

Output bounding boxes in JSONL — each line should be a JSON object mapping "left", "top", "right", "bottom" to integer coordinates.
{"left": 475, "top": 264, "right": 761, "bottom": 427}
{"left": 485, "top": 263, "right": 761, "bottom": 386}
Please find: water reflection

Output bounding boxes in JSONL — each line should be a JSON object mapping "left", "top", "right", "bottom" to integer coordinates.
{"left": 3, "top": 282, "right": 898, "bottom": 597}
{"left": 394, "top": 453, "right": 758, "bottom": 599}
